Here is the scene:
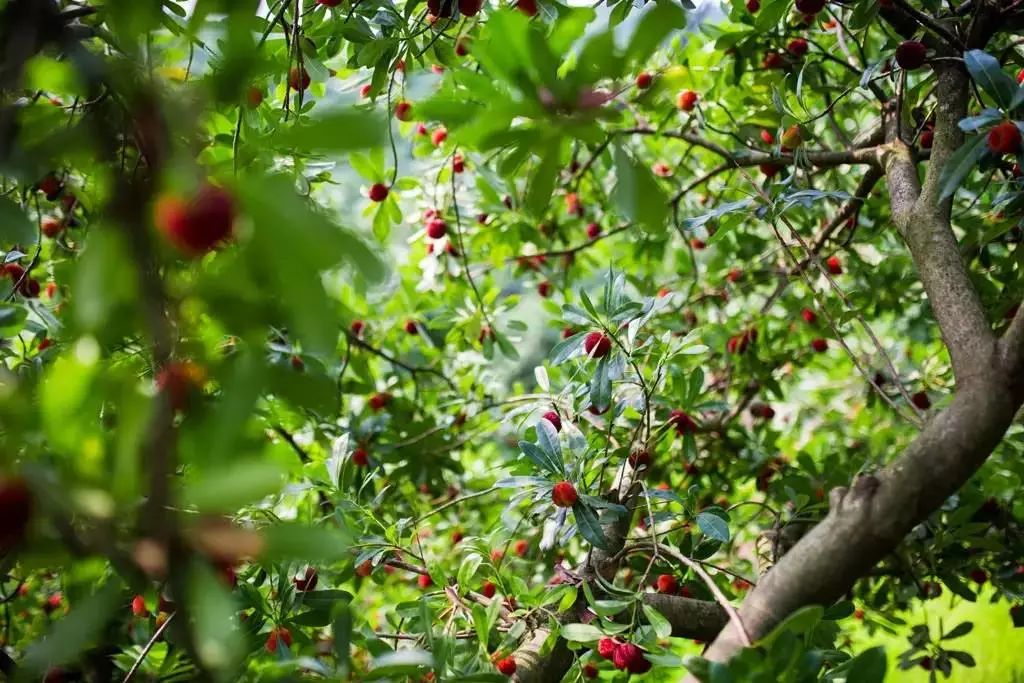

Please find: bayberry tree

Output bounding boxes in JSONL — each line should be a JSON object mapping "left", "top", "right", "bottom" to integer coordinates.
{"left": 1, "top": 0, "right": 1023, "bottom": 681}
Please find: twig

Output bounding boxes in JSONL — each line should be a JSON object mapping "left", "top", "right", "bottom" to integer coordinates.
{"left": 122, "top": 611, "right": 176, "bottom": 682}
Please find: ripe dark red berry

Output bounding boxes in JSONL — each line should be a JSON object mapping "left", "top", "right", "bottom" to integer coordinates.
{"left": 760, "top": 129, "right": 774, "bottom": 144}
{"left": 552, "top": 481, "right": 578, "bottom": 508}
{"left": 41, "top": 217, "right": 63, "bottom": 238}
{"left": 351, "top": 447, "right": 369, "bottom": 466}
{"left": 368, "top": 392, "right": 391, "bottom": 411}
{"left": 895, "top": 41, "right": 927, "bottom": 70}
{"left": 635, "top": 72, "right": 653, "bottom": 89}
{"left": 266, "top": 626, "right": 292, "bottom": 653}
{"left": 762, "top": 52, "right": 784, "bottom": 70}
{"left": 351, "top": 320, "right": 365, "bottom": 336}
{"left": 0, "top": 477, "right": 33, "bottom": 552}
{"left": 746, "top": 0, "right": 760, "bottom": 11}
{"left": 368, "top": 183, "right": 389, "bottom": 202}
{"left": 825, "top": 255, "right": 842, "bottom": 274}
{"left": 911, "top": 391, "right": 931, "bottom": 410}
{"left": 919, "top": 656, "right": 932, "bottom": 671}
{"left": 677, "top": 90, "right": 698, "bottom": 112}
{"left": 154, "top": 184, "right": 235, "bottom": 256}
{"left": 597, "top": 638, "right": 618, "bottom": 659}
{"left": 405, "top": 320, "right": 419, "bottom": 335}
{"left": 496, "top": 656, "right": 517, "bottom": 676}
{"left": 801, "top": 307, "right": 817, "bottom": 324}
{"left": 670, "top": 409, "right": 697, "bottom": 435}
{"left": 131, "top": 595, "right": 148, "bottom": 617}
{"left": 452, "top": 154, "right": 465, "bottom": 173}
{"left": 582, "top": 663, "right": 599, "bottom": 679}
{"left": 612, "top": 643, "right": 651, "bottom": 674}
{"left": 583, "top": 331, "right": 612, "bottom": 358}
{"left": 431, "top": 127, "right": 448, "bottom": 146}
{"left": 541, "top": 411, "right": 562, "bottom": 432}
{"left": 293, "top": 567, "right": 318, "bottom": 591}
{"left": 969, "top": 568, "right": 987, "bottom": 584}
{"left": 760, "top": 162, "right": 781, "bottom": 177}
{"left": 811, "top": 338, "right": 828, "bottom": 353}
{"left": 37, "top": 174, "right": 62, "bottom": 199}
{"left": 787, "top": 38, "right": 809, "bottom": 57}
{"left": 794, "top": 0, "right": 826, "bottom": 14}
{"left": 920, "top": 127, "right": 934, "bottom": 149}
{"left": 656, "top": 574, "right": 678, "bottom": 594}
{"left": 481, "top": 581, "right": 496, "bottom": 598}
{"left": 515, "top": 0, "right": 537, "bottom": 15}
{"left": 586, "top": 222, "right": 601, "bottom": 239}
{"left": 988, "top": 121, "right": 1022, "bottom": 155}
{"left": 459, "top": 0, "right": 482, "bottom": 15}
{"left": 537, "top": 280, "right": 551, "bottom": 298}
{"left": 628, "top": 450, "right": 651, "bottom": 469}
{"left": 417, "top": 573, "right": 433, "bottom": 589}
{"left": 288, "top": 66, "right": 311, "bottom": 91}
{"left": 394, "top": 101, "right": 412, "bottom": 121}
{"left": 426, "top": 218, "right": 447, "bottom": 239}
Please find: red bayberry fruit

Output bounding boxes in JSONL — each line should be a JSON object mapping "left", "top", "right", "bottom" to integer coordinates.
{"left": 969, "top": 568, "right": 988, "bottom": 584}
{"left": 537, "top": 280, "right": 551, "bottom": 298}
{"left": 318, "top": 0, "right": 343, "bottom": 5}
{"left": 368, "top": 392, "right": 391, "bottom": 411}
{"left": 294, "top": 567, "right": 318, "bottom": 592}
{"left": 417, "top": 573, "right": 433, "bottom": 589}
{"left": 561, "top": 327, "right": 575, "bottom": 339}
{"left": 481, "top": 581, "right": 497, "bottom": 598}
{"left": 552, "top": 481, "right": 578, "bottom": 508}
{"left": 582, "top": 663, "right": 598, "bottom": 679}
{"left": 515, "top": 0, "right": 536, "bottom": 15}
{"left": 246, "top": 86, "right": 264, "bottom": 108}
{"left": 760, "top": 129, "right": 775, "bottom": 144}
{"left": 670, "top": 409, "right": 697, "bottom": 435}
{"left": 628, "top": 450, "right": 651, "bottom": 469}
{"left": 154, "top": 184, "right": 235, "bottom": 256}
{"left": 359, "top": 84, "right": 372, "bottom": 98}
{"left": 825, "top": 255, "right": 842, "bottom": 274}
{"left": 426, "top": 218, "right": 447, "bottom": 239}
{"left": 586, "top": 222, "right": 601, "bottom": 239}
{"left": 512, "top": 539, "right": 528, "bottom": 557}
{"left": 394, "top": 101, "right": 412, "bottom": 121}
{"left": 787, "top": 38, "right": 809, "bottom": 57}
{"left": 811, "top": 338, "right": 828, "bottom": 352}
{"left": 760, "top": 162, "right": 781, "bottom": 177}
{"left": 156, "top": 361, "right": 205, "bottom": 413}
{"left": 794, "top": 0, "right": 826, "bottom": 13}
{"left": 131, "top": 595, "right": 149, "bottom": 616}
{"left": 656, "top": 574, "right": 678, "bottom": 594}
{"left": 677, "top": 90, "right": 698, "bottom": 112}
{"left": 459, "top": 0, "right": 483, "bottom": 15}
{"left": 288, "top": 66, "right": 311, "bottom": 91}
{"left": 988, "top": 121, "right": 1022, "bottom": 155}
{"left": 37, "top": 337, "right": 52, "bottom": 351}
{"left": 452, "top": 154, "right": 465, "bottom": 173}
{"left": 746, "top": 0, "right": 760, "bottom": 11}
{"left": 351, "top": 320, "right": 365, "bottom": 336}
{"left": 597, "top": 638, "right": 618, "bottom": 660}
{"left": 690, "top": 237, "right": 706, "bottom": 250}
{"left": 266, "top": 626, "right": 292, "bottom": 653}
{"left": 355, "top": 560, "right": 373, "bottom": 577}
{"left": 763, "top": 52, "right": 784, "bottom": 69}
{"left": 497, "top": 656, "right": 517, "bottom": 676}
{"left": 404, "top": 320, "right": 419, "bottom": 335}
{"left": 911, "top": 391, "right": 931, "bottom": 410}
{"left": 351, "top": 447, "right": 369, "bottom": 466}
{"left": 290, "top": 355, "right": 304, "bottom": 371}
{"left": 636, "top": 72, "right": 653, "bottom": 89}
{"left": 895, "top": 41, "right": 927, "bottom": 70}
{"left": 920, "top": 127, "right": 933, "bottom": 149}
{"left": 368, "top": 183, "right": 389, "bottom": 202}
{"left": 583, "top": 331, "right": 612, "bottom": 358}
{"left": 727, "top": 268, "right": 742, "bottom": 282}
{"left": 652, "top": 162, "right": 672, "bottom": 177}
{"left": 38, "top": 174, "right": 62, "bottom": 199}
{"left": 43, "top": 592, "right": 62, "bottom": 614}
{"left": 542, "top": 411, "right": 562, "bottom": 432}
{"left": 613, "top": 643, "right": 651, "bottom": 674}
{"left": 41, "top": 217, "right": 63, "bottom": 238}
{"left": 750, "top": 403, "right": 775, "bottom": 419}
{"left": 801, "top": 308, "right": 817, "bottom": 324}
{"left": 431, "top": 127, "right": 448, "bottom": 146}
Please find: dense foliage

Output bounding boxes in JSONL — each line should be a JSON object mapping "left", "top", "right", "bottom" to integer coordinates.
{"left": 1, "top": 0, "right": 1023, "bottom": 681}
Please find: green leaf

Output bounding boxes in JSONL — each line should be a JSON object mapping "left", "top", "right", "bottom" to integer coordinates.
{"left": 22, "top": 579, "right": 122, "bottom": 674}
{"left": 612, "top": 143, "right": 668, "bottom": 233}
{"left": 643, "top": 603, "right": 672, "bottom": 639}
{"left": 590, "top": 354, "right": 611, "bottom": 411}
{"left": 525, "top": 148, "right": 560, "bottom": 218}
{"left": 550, "top": 332, "right": 586, "bottom": 364}
{"left": 0, "top": 196, "right": 35, "bottom": 245}
{"left": 535, "top": 418, "right": 564, "bottom": 472}
{"left": 519, "top": 440, "right": 562, "bottom": 475}
{"left": 758, "top": 605, "right": 824, "bottom": 647}
{"left": 572, "top": 500, "right": 609, "bottom": 550}
{"left": 946, "top": 650, "right": 976, "bottom": 667}
{"left": 755, "top": 0, "right": 790, "bottom": 31}
{"left": 848, "top": 0, "right": 879, "bottom": 31}
{"left": 273, "top": 108, "right": 387, "bottom": 151}
{"left": 183, "top": 459, "right": 286, "bottom": 513}
{"left": 964, "top": 50, "right": 1018, "bottom": 110}
{"left": 560, "top": 623, "right": 605, "bottom": 642}
{"left": 937, "top": 133, "right": 988, "bottom": 201}
{"left": 261, "top": 524, "right": 352, "bottom": 563}
{"left": 695, "top": 510, "right": 730, "bottom": 542}
{"left": 0, "top": 303, "right": 27, "bottom": 336}
{"left": 189, "top": 562, "right": 245, "bottom": 673}
{"left": 942, "top": 621, "right": 973, "bottom": 640}
{"left": 364, "top": 649, "right": 434, "bottom": 680}
{"left": 333, "top": 600, "right": 353, "bottom": 676}
{"left": 458, "top": 553, "right": 483, "bottom": 588}
{"left": 844, "top": 645, "right": 886, "bottom": 683}
{"left": 625, "top": 2, "right": 687, "bottom": 66}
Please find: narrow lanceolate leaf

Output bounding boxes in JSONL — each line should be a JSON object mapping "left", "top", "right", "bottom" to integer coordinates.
{"left": 573, "top": 500, "right": 610, "bottom": 550}
{"left": 590, "top": 354, "right": 611, "bottom": 411}
{"left": 964, "top": 50, "right": 1018, "bottom": 110}
{"left": 937, "top": 133, "right": 988, "bottom": 201}
{"left": 844, "top": 645, "right": 886, "bottom": 683}
{"left": 519, "top": 440, "right": 562, "bottom": 475}
{"left": 535, "top": 418, "right": 564, "bottom": 473}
